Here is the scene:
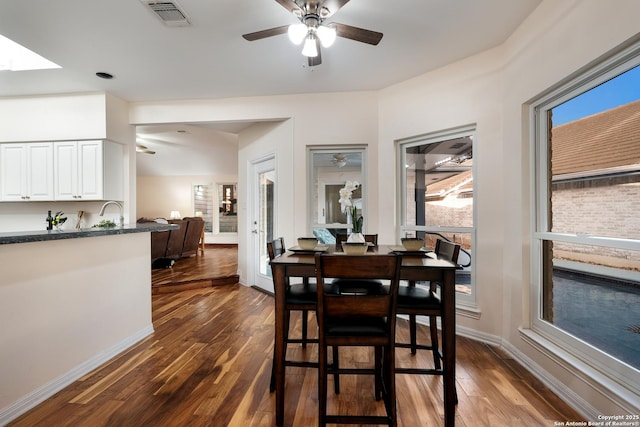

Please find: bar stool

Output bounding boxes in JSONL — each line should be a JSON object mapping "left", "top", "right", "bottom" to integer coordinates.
{"left": 315, "top": 253, "right": 401, "bottom": 426}
{"left": 395, "top": 239, "right": 460, "bottom": 399}
{"left": 268, "top": 237, "right": 318, "bottom": 392}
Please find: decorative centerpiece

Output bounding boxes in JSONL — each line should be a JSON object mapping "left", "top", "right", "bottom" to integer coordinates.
{"left": 51, "top": 211, "right": 67, "bottom": 231}
{"left": 297, "top": 237, "right": 319, "bottom": 250}
{"left": 339, "top": 180, "right": 364, "bottom": 243}
{"left": 342, "top": 242, "right": 368, "bottom": 255}
{"left": 401, "top": 237, "right": 424, "bottom": 251}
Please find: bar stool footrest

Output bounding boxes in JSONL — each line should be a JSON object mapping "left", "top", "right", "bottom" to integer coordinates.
{"left": 284, "top": 360, "right": 319, "bottom": 368}
{"left": 286, "top": 338, "right": 319, "bottom": 344}
{"left": 395, "top": 367, "right": 444, "bottom": 375}
{"left": 325, "top": 415, "right": 393, "bottom": 425}
{"left": 396, "top": 342, "right": 436, "bottom": 350}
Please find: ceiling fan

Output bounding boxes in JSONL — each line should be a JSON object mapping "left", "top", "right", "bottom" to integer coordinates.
{"left": 332, "top": 153, "right": 347, "bottom": 167}
{"left": 242, "top": 0, "right": 383, "bottom": 67}
{"left": 136, "top": 144, "right": 156, "bottom": 155}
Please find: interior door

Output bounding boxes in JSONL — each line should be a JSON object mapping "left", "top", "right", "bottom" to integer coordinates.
{"left": 252, "top": 156, "right": 276, "bottom": 292}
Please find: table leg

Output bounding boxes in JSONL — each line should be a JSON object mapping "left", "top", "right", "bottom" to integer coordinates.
{"left": 442, "top": 269, "right": 456, "bottom": 427}
{"left": 273, "top": 264, "right": 286, "bottom": 426}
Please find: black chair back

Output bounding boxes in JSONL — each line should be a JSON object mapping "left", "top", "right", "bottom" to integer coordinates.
{"left": 435, "top": 239, "right": 460, "bottom": 263}
{"left": 315, "top": 253, "right": 401, "bottom": 340}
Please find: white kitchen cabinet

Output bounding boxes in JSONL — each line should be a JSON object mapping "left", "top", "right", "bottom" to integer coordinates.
{"left": 0, "top": 142, "right": 54, "bottom": 201}
{"left": 54, "top": 140, "right": 123, "bottom": 201}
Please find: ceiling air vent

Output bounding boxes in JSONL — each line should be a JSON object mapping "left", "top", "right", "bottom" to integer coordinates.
{"left": 142, "top": 1, "right": 191, "bottom": 26}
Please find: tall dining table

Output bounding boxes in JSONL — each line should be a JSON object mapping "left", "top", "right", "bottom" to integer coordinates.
{"left": 270, "top": 244, "right": 459, "bottom": 426}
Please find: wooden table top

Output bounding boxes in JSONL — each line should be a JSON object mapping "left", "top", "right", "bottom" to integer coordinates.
{"left": 270, "top": 244, "right": 459, "bottom": 270}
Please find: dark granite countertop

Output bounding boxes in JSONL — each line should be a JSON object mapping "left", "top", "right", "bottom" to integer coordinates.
{"left": 0, "top": 222, "right": 179, "bottom": 245}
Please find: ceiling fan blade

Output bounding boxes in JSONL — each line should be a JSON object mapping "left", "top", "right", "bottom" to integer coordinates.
{"left": 319, "top": 0, "right": 350, "bottom": 18}
{"left": 275, "top": 0, "right": 303, "bottom": 14}
{"left": 332, "top": 22, "right": 383, "bottom": 45}
{"left": 308, "top": 39, "right": 322, "bottom": 66}
{"left": 242, "top": 25, "right": 289, "bottom": 41}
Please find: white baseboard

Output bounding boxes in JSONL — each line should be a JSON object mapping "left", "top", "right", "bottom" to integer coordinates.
{"left": 505, "top": 331, "right": 598, "bottom": 419}
{"left": 410, "top": 316, "right": 636, "bottom": 420}
{"left": 515, "top": 329, "right": 640, "bottom": 419}
{"left": 0, "top": 325, "right": 154, "bottom": 426}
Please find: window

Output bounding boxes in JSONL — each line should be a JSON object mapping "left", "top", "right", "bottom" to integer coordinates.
{"left": 193, "top": 184, "right": 213, "bottom": 232}
{"left": 218, "top": 183, "right": 237, "bottom": 233}
{"left": 308, "top": 147, "right": 366, "bottom": 239}
{"left": 398, "top": 126, "right": 476, "bottom": 306}
{"left": 532, "top": 43, "right": 640, "bottom": 389}
{"left": 193, "top": 183, "right": 238, "bottom": 234}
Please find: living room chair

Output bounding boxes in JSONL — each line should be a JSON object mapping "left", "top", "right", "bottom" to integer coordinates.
{"left": 268, "top": 237, "right": 319, "bottom": 392}
{"left": 315, "top": 253, "right": 401, "bottom": 426}
{"left": 395, "top": 239, "right": 460, "bottom": 385}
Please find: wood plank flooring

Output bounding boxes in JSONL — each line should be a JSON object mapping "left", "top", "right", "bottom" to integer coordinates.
{"left": 151, "top": 244, "right": 240, "bottom": 294}
{"left": 8, "top": 246, "right": 584, "bottom": 426}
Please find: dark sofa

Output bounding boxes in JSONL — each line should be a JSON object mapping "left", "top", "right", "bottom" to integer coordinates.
{"left": 142, "top": 217, "right": 205, "bottom": 262}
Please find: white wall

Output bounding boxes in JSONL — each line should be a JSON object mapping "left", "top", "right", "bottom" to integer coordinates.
{"left": 129, "top": 0, "right": 640, "bottom": 417}
{"left": 237, "top": 120, "right": 295, "bottom": 285}
{"left": 130, "top": 91, "right": 379, "bottom": 254}
{"left": 0, "top": 93, "right": 107, "bottom": 142}
{"left": 502, "top": 0, "right": 640, "bottom": 416}
{"left": 0, "top": 93, "right": 137, "bottom": 230}
{"left": 2, "top": 0, "right": 639, "bottom": 419}
{"left": 378, "top": 44, "right": 507, "bottom": 336}
{"left": 137, "top": 174, "right": 238, "bottom": 244}
{"left": 0, "top": 201, "right": 124, "bottom": 232}
{"left": 0, "top": 233, "right": 153, "bottom": 424}
{"left": 379, "top": 0, "right": 640, "bottom": 417}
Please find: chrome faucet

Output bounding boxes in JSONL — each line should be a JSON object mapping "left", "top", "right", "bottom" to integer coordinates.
{"left": 99, "top": 201, "right": 124, "bottom": 227}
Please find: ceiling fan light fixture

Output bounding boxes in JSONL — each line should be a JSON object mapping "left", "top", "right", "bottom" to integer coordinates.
{"left": 288, "top": 23, "right": 307, "bottom": 45}
{"left": 316, "top": 25, "right": 336, "bottom": 48}
{"left": 332, "top": 153, "right": 347, "bottom": 168}
{"left": 301, "top": 35, "right": 318, "bottom": 57}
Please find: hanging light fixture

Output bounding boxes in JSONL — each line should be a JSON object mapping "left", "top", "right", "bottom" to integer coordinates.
{"left": 301, "top": 33, "right": 318, "bottom": 57}
{"left": 287, "top": 13, "right": 336, "bottom": 58}
{"left": 288, "top": 23, "right": 307, "bottom": 45}
{"left": 332, "top": 153, "right": 347, "bottom": 168}
{"left": 316, "top": 25, "right": 336, "bottom": 47}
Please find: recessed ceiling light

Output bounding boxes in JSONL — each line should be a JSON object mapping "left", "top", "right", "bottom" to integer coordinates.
{"left": 0, "top": 34, "right": 60, "bottom": 71}
{"left": 96, "top": 72, "right": 114, "bottom": 79}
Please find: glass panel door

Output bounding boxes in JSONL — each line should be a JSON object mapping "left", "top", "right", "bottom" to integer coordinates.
{"left": 252, "top": 156, "right": 276, "bottom": 292}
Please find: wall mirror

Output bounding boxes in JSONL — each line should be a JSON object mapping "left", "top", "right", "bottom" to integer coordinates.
{"left": 308, "top": 147, "right": 366, "bottom": 238}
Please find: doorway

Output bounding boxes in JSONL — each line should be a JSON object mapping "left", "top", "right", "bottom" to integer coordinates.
{"left": 251, "top": 155, "right": 276, "bottom": 292}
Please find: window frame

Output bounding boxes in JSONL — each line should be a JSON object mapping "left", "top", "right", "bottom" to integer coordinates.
{"left": 397, "top": 125, "right": 477, "bottom": 308}
{"left": 307, "top": 145, "right": 368, "bottom": 235}
{"left": 530, "top": 40, "right": 640, "bottom": 392}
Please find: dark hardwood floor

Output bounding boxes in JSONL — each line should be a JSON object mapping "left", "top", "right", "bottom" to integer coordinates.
{"left": 8, "top": 246, "right": 584, "bottom": 426}
{"left": 151, "top": 244, "right": 240, "bottom": 294}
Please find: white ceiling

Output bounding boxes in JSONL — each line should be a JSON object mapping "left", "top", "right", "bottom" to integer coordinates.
{"left": 0, "top": 0, "right": 541, "bottom": 173}
{"left": 0, "top": 0, "right": 541, "bottom": 102}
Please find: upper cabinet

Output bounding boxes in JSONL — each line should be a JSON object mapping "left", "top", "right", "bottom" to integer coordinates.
{"left": 54, "top": 140, "right": 123, "bottom": 201}
{"left": 0, "top": 142, "right": 54, "bottom": 201}
{"left": 0, "top": 140, "right": 123, "bottom": 202}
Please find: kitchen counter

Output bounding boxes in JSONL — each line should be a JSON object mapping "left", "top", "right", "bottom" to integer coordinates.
{"left": 0, "top": 222, "right": 178, "bottom": 245}
{"left": 0, "top": 222, "right": 177, "bottom": 423}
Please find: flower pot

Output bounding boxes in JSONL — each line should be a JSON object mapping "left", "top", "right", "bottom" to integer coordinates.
{"left": 347, "top": 232, "right": 365, "bottom": 243}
